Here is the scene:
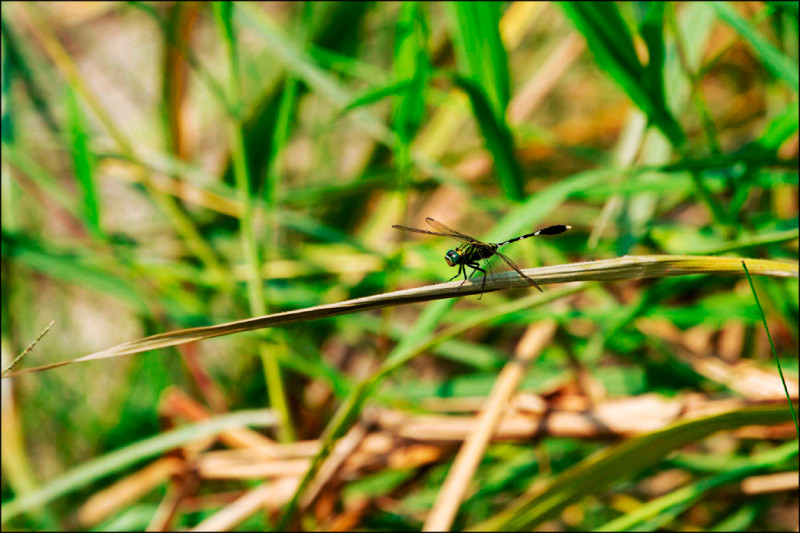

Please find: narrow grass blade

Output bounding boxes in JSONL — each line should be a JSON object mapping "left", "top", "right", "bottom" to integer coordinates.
{"left": 595, "top": 440, "right": 799, "bottom": 531}
{"left": 446, "top": 2, "right": 510, "bottom": 117}
{"left": 560, "top": 2, "right": 685, "bottom": 146}
{"left": 342, "top": 79, "right": 413, "bottom": 114}
{"left": 450, "top": 73, "right": 524, "bottom": 201}
{"left": 1, "top": 320, "right": 54, "bottom": 376}
{"left": 757, "top": 101, "right": 800, "bottom": 152}
{"left": 3, "top": 255, "right": 796, "bottom": 379}
{"left": 445, "top": 2, "right": 523, "bottom": 200}
{"left": 0, "top": 409, "right": 277, "bottom": 524}
{"left": 2, "top": 142, "right": 81, "bottom": 219}
{"left": 392, "top": 2, "right": 429, "bottom": 146}
{"left": 213, "top": 2, "right": 295, "bottom": 442}
{"left": 472, "top": 404, "right": 797, "bottom": 531}
{"left": 65, "top": 86, "right": 102, "bottom": 239}
{"left": 712, "top": 2, "right": 799, "bottom": 91}
{"left": 1, "top": 231, "right": 148, "bottom": 312}
{"left": 636, "top": 2, "right": 668, "bottom": 118}
{"left": 742, "top": 260, "right": 800, "bottom": 437}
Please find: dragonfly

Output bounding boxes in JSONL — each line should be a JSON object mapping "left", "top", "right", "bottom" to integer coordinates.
{"left": 392, "top": 217, "right": 570, "bottom": 297}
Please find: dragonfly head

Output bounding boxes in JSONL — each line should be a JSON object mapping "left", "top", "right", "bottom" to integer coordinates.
{"left": 445, "top": 249, "right": 462, "bottom": 267}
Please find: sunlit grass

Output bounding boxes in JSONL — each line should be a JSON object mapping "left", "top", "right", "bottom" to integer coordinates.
{"left": 1, "top": 2, "right": 797, "bottom": 531}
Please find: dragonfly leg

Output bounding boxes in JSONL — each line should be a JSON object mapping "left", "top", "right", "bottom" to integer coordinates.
{"left": 466, "top": 263, "right": 484, "bottom": 279}
{"left": 447, "top": 263, "right": 465, "bottom": 283}
{"left": 465, "top": 262, "right": 487, "bottom": 299}
{"left": 455, "top": 262, "right": 472, "bottom": 288}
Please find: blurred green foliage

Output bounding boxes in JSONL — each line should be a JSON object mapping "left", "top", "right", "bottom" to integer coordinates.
{"left": 1, "top": 1, "right": 797, "bottom": 531}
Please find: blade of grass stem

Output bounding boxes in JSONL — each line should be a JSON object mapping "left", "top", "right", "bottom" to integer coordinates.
{"left": 595, "top": 440, "right": 799, "bottom": 531}
{"left": 742, "top": 260, "right": 799, "bottom": 437}
{"left": 446, "top": 2, "right": 510, "bottom": 117}
{"left": 0, "top": 409, "right": 277, "bottom": 524}
{"left": 472, "top": 404, "right": 797, "bottom": 531}
{"left": 65, "top": 87, "right": 102, "bottom": 239}
{"left": 213, "top": 2, "right": 294, "bottom": 442}
{"left": 2, "top": 320, "right": 53, "bottom": 376}
{"left": 18, "top": 3, "right": 230, "bottom": 288}
{"left": 3, "top": 256, "right": 796, "bottom": 379}
{"left": 687, "top": 228, "right": 799, "bottom": 255}
{"left": 392, "top": 2, "right": 429, "bottom": 148}
{"left": 560, "top": 2, "right": 685, "bottom": 146}
{"left": 711, "top": 2, "right": 799, "bottom": 91}
{"left": 450, "top": 73, "right": 524, "bottom": 201}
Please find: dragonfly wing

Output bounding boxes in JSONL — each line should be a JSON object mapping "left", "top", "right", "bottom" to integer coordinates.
{"left": 425, "top": 218, "right": 477, "bottom": 242}
{"left": 494, "top": 251, "right": 543, "bottom": 292}
{"left": 392, "top": 225, "right": 453, "bottom": 237}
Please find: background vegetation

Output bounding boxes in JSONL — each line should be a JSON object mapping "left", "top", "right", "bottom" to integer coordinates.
{"left": 1, "top": 1, "right": 798, "bottom": 531}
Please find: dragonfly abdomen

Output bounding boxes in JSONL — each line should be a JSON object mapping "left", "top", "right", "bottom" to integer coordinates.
{"left": 497, "top": 224, "right": 571, "bottom": 246}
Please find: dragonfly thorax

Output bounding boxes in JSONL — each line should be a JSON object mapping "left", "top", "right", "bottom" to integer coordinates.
{"left": 445, "top": 243, "right": 498, "bottom": 267}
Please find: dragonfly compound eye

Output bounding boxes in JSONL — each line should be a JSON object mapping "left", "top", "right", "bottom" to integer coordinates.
{"left": 445, "top": 250, "right": 461, "bottom": 266}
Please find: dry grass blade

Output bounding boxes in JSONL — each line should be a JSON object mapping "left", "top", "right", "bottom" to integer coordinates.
{"left": 191, "top": 477, "right": 300, "bottom": 532}
{"left": 423, "top": 320, "right": 557, "bottom": 531}
{"left": 3, "top": 255, "right": 796, "bottom": 378}
{"left": 2, "top": 320, "right": 54, "bottom": 376}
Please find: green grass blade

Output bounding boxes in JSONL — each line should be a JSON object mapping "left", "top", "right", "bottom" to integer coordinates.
{"left": 757, "top": 100, "right": 800, "bottom": 152}
{"left": 450, "top": 73, "right": 524, "bottom": 201}
{"left": 595, "top": 440, "right": 799, "bottom": 531}
{"left": 342, "top": 79, "right": 413, "bottom": 114}
{"left": 65, "top": 87, "right": 102, "bottom": 239}
{"left": 742, "top": 260, "right": 800, "bottom": 437}
{"left": 1, "top": 231, "right": 148, "bottom": 312}
{"left": 712, "top": 2, "right": 799, "bottom": 91}
{"left": 446, "top": 2, "right": 510, "bottom": 117}
{"left": 0, "top": 18, "right": 60, "bottom": 135}
{"left": 444, "top": 2, "right": 523, "bottom": 200}
{"left": 2, "top": 142, "right": 80, "bottom": 219}
{"left": 0, "top": 410, "right": 277, "bottom": 524}
{"left": 235, "top": 1, "right": 395, "bottom": 147}
{"left": 16, "top": 3, "right": 228, "bottom": 283}
{"left": 472, "top": 404, "right": 797, "bottom": 531}
{"left": 560, "top": 2, "right": 685, "bottom": 146}
{"left": 637, "top": 2, "right": 668, "bottom": 116}
{"left": 213, "top": 1, "right": 295, "bottom": 443}
{"left": 392, "top": 2, "right": 429, "bottom": 147}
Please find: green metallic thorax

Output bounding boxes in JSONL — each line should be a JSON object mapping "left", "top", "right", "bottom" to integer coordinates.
{"left": 445, "top": 243, "right": 498, "bottom": 267}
